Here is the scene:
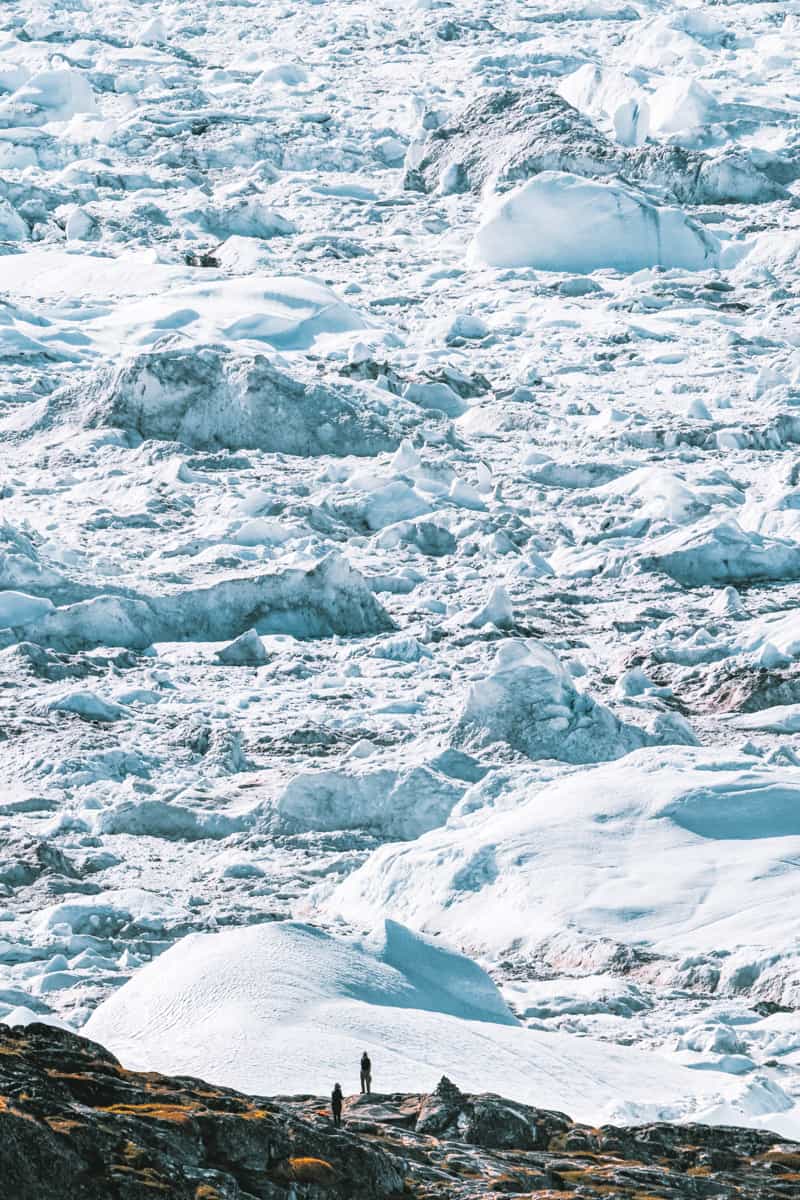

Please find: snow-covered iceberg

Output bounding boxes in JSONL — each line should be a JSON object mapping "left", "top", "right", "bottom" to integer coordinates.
{"left": 469, "top": 172, "right": 720, "bottom": 273}
{"left": 79, "top": 345, "right": 442, "bottom": 456}
{"left": 1, "top": 553, "right": 393, "bottom": 650}
{"left": 638, "top": 520, "right": 800, "bottom": 587}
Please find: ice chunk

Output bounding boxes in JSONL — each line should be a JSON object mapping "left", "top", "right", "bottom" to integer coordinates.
{"left": 452, "top": 639, "right": 654, "bottom": 763}
{"left": 648, "top": 78, "right": 719, "bottom": 137}
{"left": 136, "top": 16, "right": 167, "bottom": 44}
{"left": 0, "top": 198, "right": 27, "bottom": 241}
{"left": 49, "top": 690, "right": 125, "bottom": 723}
{"left": 403, "top": 380, "right": 468, "bottom": 418}
{"left": 0, "top": 68, "right": 98, "bottom": 125}
{"left": 639, "top": 520, "right": 800, "bottom": 587}
{"left": 255, "top": 62, "right": 309, "bottom": 86}
{"left": 469, "top": 173, "right": 719, "bottom": 273}
{"left": 373, "top": 635, "right": 432, "bottom": 662}
{"left": 36, "top": 888, "right": 187, "bottom": 937}
{"left": 466, "top": 585, "right": 514, "bottom": 629}
{"left": 215, "top": 628, "right": 270, "bottom": 666}
{"left": 407, "top": 86, "right": 780, "bottom": 206}
{"left": 80, "top": 345, "right": 440, "bottom": 456}
{"left": 155, "top": 553, "right": 395, "bottom": 642}
{"left": 596, "top": 467, "right": 707, "bottom": 524}
{"left": 623, "top": 15, "right": 707, "bottom": 70}
{"left": 200, "top": 199, "right": 296, "bottom": 240}
{"left": 269, "top": 763, "right": 464, "bottom": 840}
{"left": 93, "top": 799, "right": 245, "bottom": 841}
{"left": 15, "top": 595, "right": 158, "bottom": 653}
{"left": 558, "top": 63, "right": 649, "bottom": 146}
{"left": 711, "top": 586, "right": 745, "bottom": 617}
{"left": 725, "top": 706, "right": 800, "bottom": 736}
{"left": 0, "top": 591, "right": 53, "bottom": 627}
{"left": 1, "top": 1006, "right": 67, "bottom": 1030}
{"left": 12, "top": 554, "right": 393, "bottom": 650}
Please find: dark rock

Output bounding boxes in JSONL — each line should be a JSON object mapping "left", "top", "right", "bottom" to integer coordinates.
{"left": 0, "top": 1031, "right": 795, "bottom": 1200}
{"left": 417, "top": 1074, "right": 465, "bottom": 1135}
{"left": 0, "top": 1025, "right": 404, "bottom": 1200}
{"left": 460, "top": 1096, "right": 538, "bottom": 1150}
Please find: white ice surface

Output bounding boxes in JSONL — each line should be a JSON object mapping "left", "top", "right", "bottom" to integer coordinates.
{"left": 317, "top": 746, "right": 800, "bottom": 959}
{"left": 1, "top": 0, "right": 799, "bottom": 1135}
{"left": 469, "top": 173, "right": 719, "bottom": 272}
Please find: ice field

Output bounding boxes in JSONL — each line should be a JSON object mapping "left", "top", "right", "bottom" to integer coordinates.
{"left": 0, "top": 0, "right": 799, "bottom": 1135}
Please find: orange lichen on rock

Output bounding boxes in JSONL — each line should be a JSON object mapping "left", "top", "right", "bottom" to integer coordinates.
{"left": 98, "top": 1102, "right": 195, "bottom": 1124}
{"left": 287, "top": 1155, "right": 338, "bottom": 1185}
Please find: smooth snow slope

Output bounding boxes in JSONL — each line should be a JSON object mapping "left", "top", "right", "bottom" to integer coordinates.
{"left": 316, "top": 747, "right": 800, "bottom": 973}
{"left": 84, "top": 919, "right": 793, "bottom": 1134}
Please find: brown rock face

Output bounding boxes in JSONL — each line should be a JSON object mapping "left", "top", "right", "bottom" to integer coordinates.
{"left": 0, "top": 1025, "right": 797, "bottom": 1199}
{"left": 0, "top": 1024, "right": 402, "bottom": 1199}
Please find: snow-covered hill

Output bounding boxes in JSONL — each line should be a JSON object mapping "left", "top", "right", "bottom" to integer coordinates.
{"left": 85, "top": 919, "right": 798, "bottom": 1135}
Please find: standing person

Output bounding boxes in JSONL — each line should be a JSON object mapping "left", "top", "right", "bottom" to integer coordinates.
{"left": 331, "top": 1082, "right": 343, "bottom": 1127}
{"left": 360, "top": 1050, "right": 372, "bottom": 1094}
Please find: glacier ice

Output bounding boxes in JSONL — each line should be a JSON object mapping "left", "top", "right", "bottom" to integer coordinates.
{"left": 0, "top": 0, "right": 798, "bottom": 1138}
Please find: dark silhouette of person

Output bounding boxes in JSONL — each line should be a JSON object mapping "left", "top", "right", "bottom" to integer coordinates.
{"left": 331, "top": 1082, "right": 343, "bottom": 1127}
{"left": 360, "top": 1050, "right": 372, "bottom": 1094}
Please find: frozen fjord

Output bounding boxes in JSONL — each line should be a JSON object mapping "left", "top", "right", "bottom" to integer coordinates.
{"left": 0, "top": 0, "right": 799, "bottom": 1133}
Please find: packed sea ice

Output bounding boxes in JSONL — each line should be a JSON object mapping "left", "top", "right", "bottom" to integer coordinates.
{"left": 0, "top": 0, "right": 799, "bottom": 1137}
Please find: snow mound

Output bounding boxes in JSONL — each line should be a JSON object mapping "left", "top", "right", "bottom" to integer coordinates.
{"left": 0, "top": 67, "right": 98, "bottom": 126}
{"left": 452, "top": 640, "right": 663, "bottom": 763}
{"left": 469, "top": 173, "right": 719, "bottom": 273}
{"left": 98, "top": 275, "right": 370, "bottom": 353}
{"left": 83, "top": 919, "right": 768, "bottom": 1127}
{"left": 639, "top": 520, "right": 800, "bottom": 587}
{"left": 79, "top": 345, "right": 438, "bottom": 457}
{"left": 318, "top": 748, "right": 800, "bottom": 964}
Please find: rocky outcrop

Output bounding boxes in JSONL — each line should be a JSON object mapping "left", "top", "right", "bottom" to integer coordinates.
{"left": 0, "top": 1024, "right": 404, "bottom": 1200}
{"left": 0, "top": 1027, "right": 795, "bottom": 1199}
